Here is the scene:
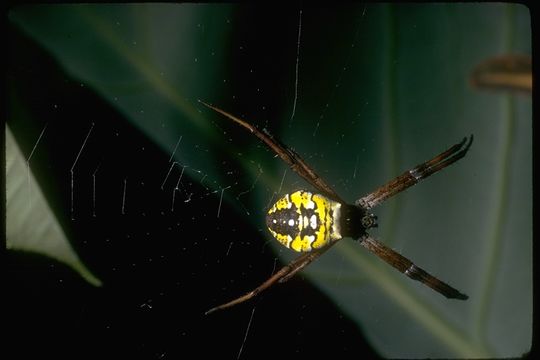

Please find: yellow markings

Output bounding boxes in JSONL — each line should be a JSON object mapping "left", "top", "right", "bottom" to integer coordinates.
{"left": 268, "top": 193, "right": 288, "bottom": 217}
{"left": 311, "top": 194, "right": 329, "bottom": 224}
{"left": 311, "top": 224, "right": 328, "bottom": 249}
{"left": 266, "top": 190, "right": 343, "bottom": 253}
{"left": 291, "top": 235, "right": 315, "bottom": 252}
{"left": 289, "top": 191, "right": 311, "bottom": 214}
{"left": 269, "top": 229, "right": 293, "bottom": 248}
{"left": 268, "top": 194, "right": 292, "bottom": 214}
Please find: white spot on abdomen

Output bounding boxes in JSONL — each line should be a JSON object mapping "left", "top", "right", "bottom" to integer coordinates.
{"left": 310, "top": 215, "right": 317, "bottom": 229}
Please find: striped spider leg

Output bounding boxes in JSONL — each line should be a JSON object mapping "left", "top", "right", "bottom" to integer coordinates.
{"left": 354, "top": 136, "right": 473, "bottom": 301}
{"left": 356, "top": 136, "right": 473, "bottom": 210}
{"left": 200, "top": 101, "right": 471, "bottom": 315}
{"left": 198, "top": 101, "right": 344, "bottom": 203}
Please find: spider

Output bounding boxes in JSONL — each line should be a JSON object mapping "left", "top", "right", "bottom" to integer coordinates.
{"left": 200, "top": 100, "right": 472, "bottom": 315}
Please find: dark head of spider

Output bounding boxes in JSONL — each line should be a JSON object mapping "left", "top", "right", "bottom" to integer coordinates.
{"left": 341, "top": 203, "right": 378, "bottom": 239}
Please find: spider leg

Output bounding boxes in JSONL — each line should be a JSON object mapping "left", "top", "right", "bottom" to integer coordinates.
{"left": 205, "top": 245, "right": 333, "bottom": 315}
{"left": 200, "top": 101, "right": 349, "bottom": 314}
{"left": 278, "top": 242, "right": 336, "bottom": 283}
{"left": 357, "top": 135, "right": 473, "bottom": 209}
{"left": 199, "top": 101, "right": 344, "bottom": 203}
{"left": 361, "top": 236, "right": 468, "bottom": 300}
{"left": 202, "top": 102, "right": 471, "bottom": 311}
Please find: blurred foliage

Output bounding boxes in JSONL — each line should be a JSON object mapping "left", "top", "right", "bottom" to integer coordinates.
{"left": 7, "top": 3, "right": 531, "bottom": 358}
{"left": 471, "top": 54, "right": 532, "bottom": 93}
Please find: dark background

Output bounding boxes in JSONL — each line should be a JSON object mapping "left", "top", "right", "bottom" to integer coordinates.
{"left": 6, "top": 7, "right": 377, "bottom": 360}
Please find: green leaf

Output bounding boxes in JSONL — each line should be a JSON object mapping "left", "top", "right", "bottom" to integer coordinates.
{"left": 6, "top": 125, "right": 102, "bottom": 287}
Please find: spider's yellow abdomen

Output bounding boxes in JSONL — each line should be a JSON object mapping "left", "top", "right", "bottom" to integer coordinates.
{"left": 266, "top": 190, "right": 342, "bottom": 252}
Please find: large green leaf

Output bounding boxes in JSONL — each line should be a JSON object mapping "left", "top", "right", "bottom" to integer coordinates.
{"left": 8, "top": 3, "right": 531, "bottom": 358}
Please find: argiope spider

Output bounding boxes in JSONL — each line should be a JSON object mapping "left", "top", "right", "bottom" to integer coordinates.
{"left": 200, "top": 100, "right": 472, "bottom": 315}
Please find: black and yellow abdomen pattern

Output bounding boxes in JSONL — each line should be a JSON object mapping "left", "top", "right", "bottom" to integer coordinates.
{"left": 266, "top": 190, "right": 342, "bottom": 252}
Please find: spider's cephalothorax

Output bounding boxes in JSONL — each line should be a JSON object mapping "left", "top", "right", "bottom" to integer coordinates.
{"left": 266, "top": 190, "right": 377, "bottom": 252}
